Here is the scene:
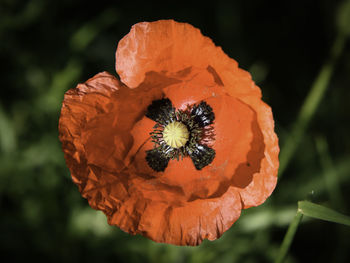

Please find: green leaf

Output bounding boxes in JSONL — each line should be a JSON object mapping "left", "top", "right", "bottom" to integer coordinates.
{"left": 298, "top": 201, "right": 350, "bottom": 226}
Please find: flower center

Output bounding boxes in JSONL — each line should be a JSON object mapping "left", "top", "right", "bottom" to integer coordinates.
{"left": 163, "top": 121, "right": 189, "bottom": 148}
{"left": 145, "top": 98, "right": 216, "bottom": 172}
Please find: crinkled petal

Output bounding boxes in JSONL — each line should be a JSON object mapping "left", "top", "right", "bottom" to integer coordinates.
{"left": 59, "top": 72, "right": 132, "bottom": 220}
{"left": 59, "top": 71, "right": 167, "bottom": 224}
{"left": 115, "top": 20, "right": 261, "bottom": 98}
{"left": 135, "top": 188, "right": 242, "bottom": 246}
{"left": 59, "top": 72, "right": 129, "bottom": 174}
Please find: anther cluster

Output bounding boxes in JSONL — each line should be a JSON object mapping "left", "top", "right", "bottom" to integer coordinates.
{"left": 145, "top": 98, "right": 215, "bottom": 172}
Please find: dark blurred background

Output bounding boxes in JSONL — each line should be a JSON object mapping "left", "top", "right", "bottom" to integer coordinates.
{"left": 1, "top": 0, "right": 350, "bottom": 262}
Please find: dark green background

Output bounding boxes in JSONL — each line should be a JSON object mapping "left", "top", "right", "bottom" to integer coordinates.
{"left": 1, "top": 0, "right": 350, "bottom": 262}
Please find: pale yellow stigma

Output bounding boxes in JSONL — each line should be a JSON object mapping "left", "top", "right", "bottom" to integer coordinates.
{"left": 163, "top": 121, "right": 189, "bottom": 148}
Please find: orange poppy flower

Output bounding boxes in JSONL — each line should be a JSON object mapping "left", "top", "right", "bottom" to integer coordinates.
{"left": 59, "top": 20, "right": 279, "bottom": 246}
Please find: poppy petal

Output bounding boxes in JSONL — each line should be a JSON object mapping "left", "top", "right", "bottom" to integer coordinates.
{"left": 59, "top": 72, "right": 128, "bottom": 174}
{"left": 59, "top": 72, "right": 168, "bottom": 225}
{"left": 231, "top": 96, "right": 279, "bottom": 208}
{"left": 59, "top": 72, "right": 133, "bottom": 220}
{"left": 162, "top": 67, "right": 225, "bottom": 110}
{"left": 115, "top": 20, "right": 261, "bottom": 98}
{"left": 132, "top": 184, "right": 242, "bottom": 245}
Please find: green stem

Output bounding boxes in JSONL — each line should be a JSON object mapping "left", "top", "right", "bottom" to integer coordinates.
{"left": 315, "top": 136, "right": 345, "bottom": 210}
{"left": 275, "top": 210, "right": 303, "bottom": 263}
{"left": 278, "top": 33, "right": 346, "bottom": 178}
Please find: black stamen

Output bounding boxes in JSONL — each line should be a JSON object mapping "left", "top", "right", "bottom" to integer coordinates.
{"left": 146, "top": 99, "right": 216, "bottom": 172}
{"left": 191, "top": 101, "right": 215, "bottom": 127}
{"left": 145, "top": 148, "right": 170, "bottom": 172}
{"left": 188, "top": 144, "right": 215, "bottom": 170}
{"left": 145, "top": 98, "right": 175, "bottom": 125}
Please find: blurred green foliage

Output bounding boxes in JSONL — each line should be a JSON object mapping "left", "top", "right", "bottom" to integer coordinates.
{"left": 1, "top": 0, "right": 350, "bottom": 262}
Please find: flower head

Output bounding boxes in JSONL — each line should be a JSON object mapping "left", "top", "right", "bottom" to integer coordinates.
{"left": 59, "top": 20, "right": 279, "bottom": 246}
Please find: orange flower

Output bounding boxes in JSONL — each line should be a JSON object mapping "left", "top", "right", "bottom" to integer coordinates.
{"left": 59, "top": 20, "right": 279, "bottom": 246}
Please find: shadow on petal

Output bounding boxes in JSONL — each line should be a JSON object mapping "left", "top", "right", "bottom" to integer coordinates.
{"left": 188, "top": 111, "right": 265, "bottom": 201}
{"left": 231, "top": 113, "right": 265, "bottom": 188}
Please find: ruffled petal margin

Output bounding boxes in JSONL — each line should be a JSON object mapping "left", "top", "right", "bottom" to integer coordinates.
{"left": 231, "top": 95, "right": 279, "bottom": 208}
{"left": 116, "top": 20, "right": 261, "bottom": 98}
